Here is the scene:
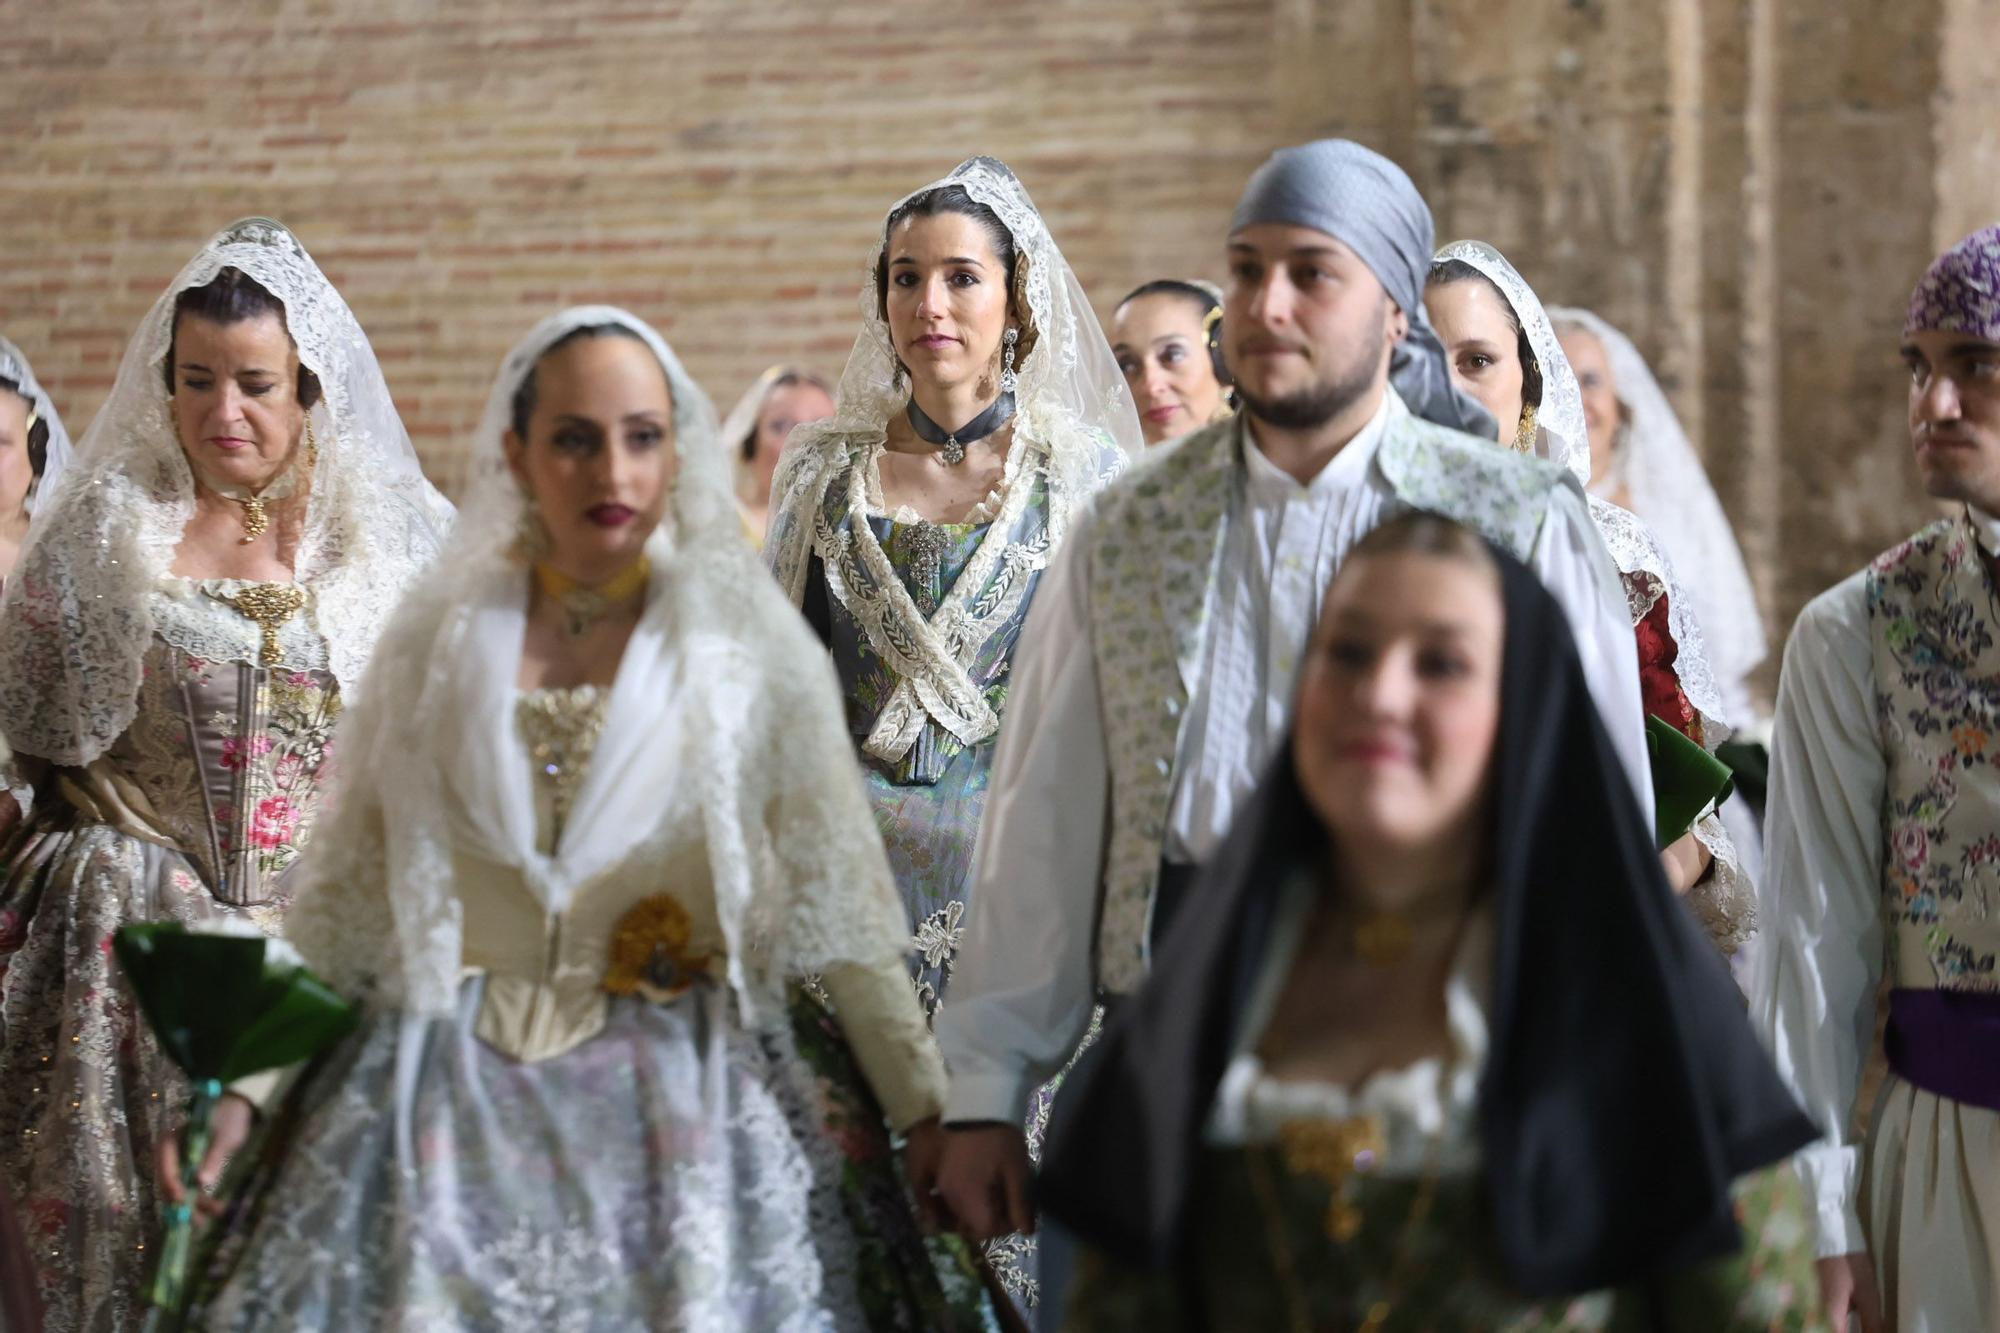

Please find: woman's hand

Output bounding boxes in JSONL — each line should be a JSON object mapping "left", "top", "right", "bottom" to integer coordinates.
{"left": 155, "top": 1092, "right": 255, "bottom": 1219}
{"left": 937, "top": 1122, "right": 1035, "bottom": 1241}
{"left": 1815, "top": 1251, "right": 1886, "bottom": 1333}
{"left": 901, "top": 1115, "right": 950, "bottom": 1231}
{"left": 1659, "top": 830, "right": 1713, "bottom": 896}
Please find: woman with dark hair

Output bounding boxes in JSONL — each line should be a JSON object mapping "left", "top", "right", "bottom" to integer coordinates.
{"left": 0, "top": 218, "right": 449, "bottom": 1330}
{"left": 720, "top": 363, "right": 835, "bottom": 545}
{"left": 1111, "top": 279, "right": 1234, "bottom": 446}
{"left": 0, "top": 336, "right": 71, "bottom": 586}
{"left": 766, "top": 155, "right": 1140, "bottom": 1308}
{"left": 181, "top": 305, "right": 992, "bottom": 1330}
{"left": 1424, "top": 242, "right": 1751, "bottom": 919}
{"left": 1041, "top": 511, "right": 1816, "bottom": 1330}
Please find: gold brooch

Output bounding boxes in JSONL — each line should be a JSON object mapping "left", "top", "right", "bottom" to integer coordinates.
{"left": 604, "top": 894, "right": 715, "bottom": 1003}
{"left": 1278, "top": 1115, "right": 1388, "bottom": 1242}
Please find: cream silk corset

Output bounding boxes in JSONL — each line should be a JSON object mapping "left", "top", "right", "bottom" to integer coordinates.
{"left": 452, "top": 684, "right": 946, "bottom": 1130}
{"left": 456, "top": 685, "right": 727, "bottom": 1063}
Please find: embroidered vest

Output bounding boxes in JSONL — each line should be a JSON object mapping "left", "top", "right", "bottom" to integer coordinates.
{"left": 1866, "top": 513, "right": 2000, "bottom": 992}
{"left": 1086, "top": 396, "right": 1568, "bottom": 993}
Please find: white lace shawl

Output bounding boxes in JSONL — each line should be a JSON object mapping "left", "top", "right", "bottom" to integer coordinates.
{"left": 1547, "top": 306, "right": 1768, "bottom": 724}
{"left": 0, "top": 334, "right": 74, "bottom": 513}
{"left": 765, "top": 157, "right": 1138, "bottom": 757}
{"left": 1434, "top": 244, "right": 1753, "bottom": 948}
{"left": 0, "top": 219, "right": 451, "bottom": 767}
{"left": 1434, "top": 240, "right": 1729, "bottom": 745}
{"left": 281, "top": 306, "right": 913, "bottom": 1026}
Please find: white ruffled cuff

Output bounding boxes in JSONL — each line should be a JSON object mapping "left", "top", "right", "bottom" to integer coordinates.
{"left": 1794, "top": 1140, "right": 1867, "bottom": 1258}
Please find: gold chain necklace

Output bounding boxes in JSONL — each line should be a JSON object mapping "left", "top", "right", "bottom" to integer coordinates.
{"left": 533, "top": 557, "right": 650, "bottom": 639}
{"left": 1246, "top": 1117, "right": 1444, "bottom": 1333}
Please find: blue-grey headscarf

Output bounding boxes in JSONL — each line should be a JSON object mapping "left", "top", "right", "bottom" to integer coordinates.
{"left": 1231, "top": 139, "right": 1495, "bottom": 437}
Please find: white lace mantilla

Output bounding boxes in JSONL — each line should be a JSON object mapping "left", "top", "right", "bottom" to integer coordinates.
{"left": 281, "top": 307, "right": 916, "bottom": 1029}
{"left": 767, "top": 155, "right": 1139, "bottom": 722}
{"left": 0, "top": 217, "right": 449, "bottom": 767}
{"left": 1549, "top": 305, "right": 1768, "bottom": 724}
{"left": 1433, "top": 241, "right": 1732, "bottom": 750}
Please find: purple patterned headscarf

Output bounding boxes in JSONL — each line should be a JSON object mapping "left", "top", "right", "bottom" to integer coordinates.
{"left": 1906, "top": 224, "right": 2000, "bottom": 342}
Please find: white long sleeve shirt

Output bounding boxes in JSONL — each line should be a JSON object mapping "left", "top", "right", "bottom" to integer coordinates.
{"left": 1750, "top": 507, "right": 2000, "bottom": 1258}
{"left": 1750, "top": 567, "right": 1881, "bottom": 1258}
{"left": 938, "top": 404, "right": 1652, "bottom": 1125}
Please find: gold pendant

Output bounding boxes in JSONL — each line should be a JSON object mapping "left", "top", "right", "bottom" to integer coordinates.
{"left": 218, "top": 582, "right": 307, "bottom": 667}
{"left": 238, "top": 495, "right": 269, "bottom": 545}
{"left": 1277, "top": 1116, "right": 1387, "bottom": 1243}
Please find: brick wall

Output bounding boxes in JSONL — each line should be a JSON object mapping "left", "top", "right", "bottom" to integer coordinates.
{"left": 6, "top": 0, "right": 1998, "bottom": 675}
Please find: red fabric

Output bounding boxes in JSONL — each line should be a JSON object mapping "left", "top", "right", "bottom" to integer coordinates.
{"left": 1635, "top": 590, "right": 1700, "bottom": 743}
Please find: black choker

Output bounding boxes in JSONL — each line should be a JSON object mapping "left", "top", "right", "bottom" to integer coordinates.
{"left": 905, "top": 393, "right": 1016, "bottom": 465}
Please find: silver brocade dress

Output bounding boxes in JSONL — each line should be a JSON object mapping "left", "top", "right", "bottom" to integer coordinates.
{"left": 0, "top": 576, "right": 339, "bottom": 1332}
{"left": 191, "top": 685, "right": 996, "bottom": 1332}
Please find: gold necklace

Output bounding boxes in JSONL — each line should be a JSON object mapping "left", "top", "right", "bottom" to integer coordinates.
{"left": 1350, "top": 910, "right": 1414, "bottom": 966}
{"left": 533, "top": 557, "right": 650, "bottom": 639}
{"left": 1246, "top": 1117, "right": 1445, "bottom": 1333}
{"left": 202, "top": 434, "right": 317, "bottom": 545}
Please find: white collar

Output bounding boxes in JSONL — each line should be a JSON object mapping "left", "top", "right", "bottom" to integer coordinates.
{"left": 1969, "top": 505, "right": 2000, "bottom": 557}
{"left": 1240, "top": 391, "right": 1392, "bottom": 499}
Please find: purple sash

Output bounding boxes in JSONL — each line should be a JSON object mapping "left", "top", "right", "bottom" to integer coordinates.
{"left": 1885, "top": 987, "right": 2000, "bottom": 1111}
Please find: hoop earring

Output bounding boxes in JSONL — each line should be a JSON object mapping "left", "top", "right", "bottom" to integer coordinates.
{"left": 999, "top": 327, "right": 1020, "bottom": 394}
{"left": 1511, "top": 401, "right": 1538, "bottom": 454}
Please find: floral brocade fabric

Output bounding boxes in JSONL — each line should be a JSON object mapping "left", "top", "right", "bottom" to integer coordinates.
{"left": 828, "top": 512, "right": 1019, "bottom": 1021}
{"left": 1867, "top": 515, "right": 2000, "bottom": 991}
{"left": 1063, "top": 1152, "right": 1826, "bottom": 1332}
{"left": 0, "top": 579, "right": 339, "bottom": 1332}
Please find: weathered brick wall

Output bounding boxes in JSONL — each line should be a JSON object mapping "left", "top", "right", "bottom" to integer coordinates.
{"left": 6, "top": 0, "right": 1997, "bottom": 677}
{"left": 2, "top": 0, "right": 1292, "bottom": 494}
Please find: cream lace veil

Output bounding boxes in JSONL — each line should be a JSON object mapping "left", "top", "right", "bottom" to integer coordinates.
{"left": 0, "top": 218, "right": 450, "bottom": 767}
{"left": 283, "top": 306, "right": 911, "bottom": 1022}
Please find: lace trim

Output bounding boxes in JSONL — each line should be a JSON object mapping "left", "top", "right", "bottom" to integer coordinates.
{"left": 867, "top": 429, "right": 1025, "bottom": 526}
{"left": 1688, "top": 811, "right": 1756, "bottom": 956}
{"left": 813, "top": 438, "right": 1051, "bottom": 762}
{"left": 1589, "top": 495, "right": 1730, "bottom": 746}
{"left": 151, "top": 577, "right": 331, "bottom": 672}
{"left": 1434, "top": 240, "right": 1590, "bottom": 485}
{"left": 0, "top": 218, "right": 447, "bottom": 768}
{"left": 763, "top": 154, "right": 1139, "bottom": 631}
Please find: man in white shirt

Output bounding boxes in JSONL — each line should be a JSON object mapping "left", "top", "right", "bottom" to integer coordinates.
{"left": 925, "top": 139, "right": 1650, "bottom": 1282}
{"left": 1753, "top": 223, "right": 2000, "bottom": 1333}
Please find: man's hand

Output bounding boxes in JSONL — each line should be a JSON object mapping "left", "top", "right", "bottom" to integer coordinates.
{"left": 1815, "top": 1251, "right": 1886, "bottom": 1333}
{"left": 936, "top": 1122, "right": 1034, "bottom": 1241}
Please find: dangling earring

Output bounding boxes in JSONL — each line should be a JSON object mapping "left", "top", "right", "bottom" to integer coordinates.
{"left": 1511, "top": 401, "right": 1538, "bottom": 454}
{"left": 510, "top": 495, "right": 552, "bottom": 564}
{"left": 999, "top": 327, "right": 1020, "bottom": 394}
{"left": 302, "top": 412, "right": 320, "bottom": 469}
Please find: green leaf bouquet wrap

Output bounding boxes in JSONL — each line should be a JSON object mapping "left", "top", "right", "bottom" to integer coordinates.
{"left": 111, "top": 919, "right": 357, "bottom": 1322}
